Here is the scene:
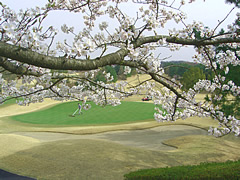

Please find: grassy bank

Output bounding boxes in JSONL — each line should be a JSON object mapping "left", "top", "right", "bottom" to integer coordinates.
{"left": 124, "top": 160, "right": 240, "bottom": 180}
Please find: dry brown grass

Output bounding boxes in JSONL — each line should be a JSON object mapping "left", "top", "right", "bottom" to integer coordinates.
{"left": 0, "top": 134, "right": 40, "bottom": 158}
{"left": 0, "top": 134, "right": 239, "bottom": 180}
{"left": 163, "top": 135, "right": 240, "bottom": 164}
{"left": 0, "top": 99, "right": 61, "bottom": 118}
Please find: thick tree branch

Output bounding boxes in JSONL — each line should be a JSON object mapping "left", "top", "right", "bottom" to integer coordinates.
{"left": 0, "top": 34, "right": 239, "bottom": 72}
{"left": 0, "top": 57, "right": 43, "bottom": 76}
{"left": 0, "top": 41, "right": 137, "bottom": 71}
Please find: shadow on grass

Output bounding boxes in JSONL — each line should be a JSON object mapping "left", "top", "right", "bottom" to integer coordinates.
{"left": 0, "top": 169, "right": 36, "bottom": 180}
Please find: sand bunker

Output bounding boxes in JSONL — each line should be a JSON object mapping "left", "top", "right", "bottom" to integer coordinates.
{"left": 14, "top": 125, "right": 207, "bottom": 151}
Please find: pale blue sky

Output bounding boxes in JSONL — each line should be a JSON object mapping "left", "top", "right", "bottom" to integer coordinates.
{"left": 1, "top": 0, "right": 238, "bottom": 61}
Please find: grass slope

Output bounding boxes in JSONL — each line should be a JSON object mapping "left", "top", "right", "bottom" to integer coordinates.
{"left": 11, "top": 101, "right": 157, "bottom": 125}
{"left": 0, "top": 135, "right": 239, "bottom": 180}
{"left": 124, "top": 160, "right": 240, "bottom": 180}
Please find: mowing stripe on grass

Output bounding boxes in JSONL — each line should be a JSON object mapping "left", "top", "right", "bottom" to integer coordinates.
{"left": 11, "top": 101, "right": 158, "bottom": 125}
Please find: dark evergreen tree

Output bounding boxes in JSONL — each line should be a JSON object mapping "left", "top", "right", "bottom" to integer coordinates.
{"left": 181, "top": 67, "right": 206, "bottom": 90}
{"left": 225, "top": 0, "right": 240, "bottom": 7}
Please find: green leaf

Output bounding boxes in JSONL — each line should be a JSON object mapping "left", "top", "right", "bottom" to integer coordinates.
{"left": 193, "top": 28, "right": 202, "bottom": 40}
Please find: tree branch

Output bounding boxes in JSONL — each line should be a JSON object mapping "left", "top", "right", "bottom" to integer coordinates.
{"left": 0, "top": 57, "right": 43, "bottom": 76}
{"left": 0, "top": 34, "right": 239, "bottom": 74}
{"left": 0, "top": 78, "right": 64, "bottom": 104}
{"left": 134, "top": 35, "right": 240, "bottom": 47}
{"left": 212, "top": 7, "right": 235, "bottom": 36}
{"left": 0, "top": 41, "right": 137, "bottom": 70}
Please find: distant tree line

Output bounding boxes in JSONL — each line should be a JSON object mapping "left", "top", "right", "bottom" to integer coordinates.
{"left": 162, "top": 60, "right": 240, "bottom": 117}
{"left": 162, "top": 61, "right": 239, "bottom": 90}
{"left": 161, "top": 61, "right": 213, "bottom": 90}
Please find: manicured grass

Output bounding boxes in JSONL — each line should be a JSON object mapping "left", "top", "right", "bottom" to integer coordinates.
{"left": 124, "top": 160, "right": 240, "bottom": 180}
{"left": 11, "top": 101, "right": 157, "bottom": 125}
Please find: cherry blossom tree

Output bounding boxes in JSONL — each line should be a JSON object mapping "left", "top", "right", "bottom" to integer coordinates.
{"left": 0, "top": 0, "right": 239, "bottom": 137}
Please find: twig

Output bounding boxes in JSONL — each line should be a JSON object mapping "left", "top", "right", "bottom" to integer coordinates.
{"left": 212, "top": 7, "right": 235, "bottom": 36}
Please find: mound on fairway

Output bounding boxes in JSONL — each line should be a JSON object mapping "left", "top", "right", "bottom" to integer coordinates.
{"left": 11, "top": 101, "right": 157, "bottom": 125}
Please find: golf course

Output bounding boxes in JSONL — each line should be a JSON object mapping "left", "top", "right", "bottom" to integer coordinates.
{"left": 0, "top": 93, "right": 239, "bottom": 179}
{"left": 1, "top": 0, "right": 240, "bottom": 178}
{"left": 0, "top": 76, "right": 239, "bottom": 180}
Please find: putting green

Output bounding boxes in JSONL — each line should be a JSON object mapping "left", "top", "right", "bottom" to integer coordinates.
{"left": 11, "top": 101, "right": 158, "bottom": 125}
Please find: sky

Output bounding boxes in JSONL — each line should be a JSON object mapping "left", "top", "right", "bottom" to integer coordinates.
{"left": 1, "top": 0, "right": 238, "bottom": 61}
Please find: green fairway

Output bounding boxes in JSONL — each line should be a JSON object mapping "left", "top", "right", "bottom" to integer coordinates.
{"left": 11, "top": 101, "right": 157, "bottom": 125}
